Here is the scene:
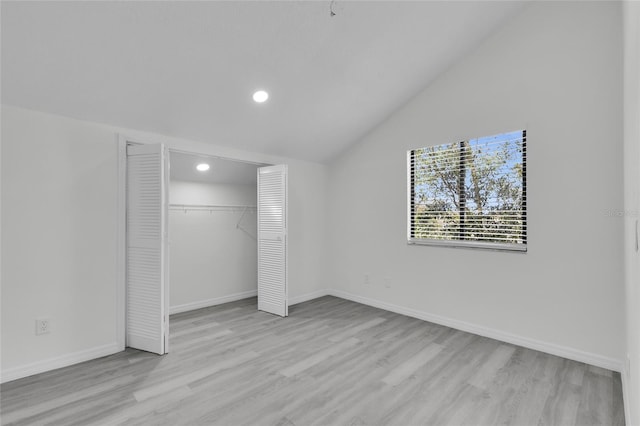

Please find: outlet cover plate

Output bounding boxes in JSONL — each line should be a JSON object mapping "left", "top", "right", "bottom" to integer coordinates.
{"left": 35, "top": 318, "right": 50, "bottom": 335}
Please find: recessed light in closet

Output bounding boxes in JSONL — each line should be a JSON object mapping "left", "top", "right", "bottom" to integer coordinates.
{"left": 253, "top": 90, "right": 269, "bottom": 103}
{"left": 196, "top": 163, "right": 210, "bottom": 172}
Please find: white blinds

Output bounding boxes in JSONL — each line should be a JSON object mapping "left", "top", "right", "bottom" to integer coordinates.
{"left": 408, "top": 130, "right": 527, "bottom": 251}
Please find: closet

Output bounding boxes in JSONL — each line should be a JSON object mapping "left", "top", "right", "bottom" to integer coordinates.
{"left": 123, "top": 141, "right": 288, "bottom": 354}
{"left": 168, "top": 151, "right": 260, "bottom": 315}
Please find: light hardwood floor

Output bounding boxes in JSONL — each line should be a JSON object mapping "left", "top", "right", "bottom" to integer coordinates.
{"left": 0, "top": 296, "right": 625, "bottom": 425}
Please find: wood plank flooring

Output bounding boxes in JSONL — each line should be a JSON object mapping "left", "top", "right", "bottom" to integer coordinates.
{"left": 0, "top": 296, "right": 625, "bottom": 425}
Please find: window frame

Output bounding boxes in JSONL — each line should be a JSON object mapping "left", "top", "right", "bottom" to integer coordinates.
{"left": 407, "top": 130, "right": 527, "bottom": 253}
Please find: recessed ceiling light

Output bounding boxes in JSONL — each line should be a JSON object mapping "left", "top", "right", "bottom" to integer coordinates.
{"left": 196, "top": 163, "right": 210, "bottom": 172}
{"left": 253, "top": 90, "right": 269, "bottom": 103}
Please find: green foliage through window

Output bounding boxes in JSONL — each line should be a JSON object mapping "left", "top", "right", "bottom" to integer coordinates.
{"left": 408, "top": 130, "right": 527, "bottom": 250}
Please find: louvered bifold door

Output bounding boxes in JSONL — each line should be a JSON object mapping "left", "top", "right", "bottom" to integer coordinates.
{"left": 257, "top": 165, "right": 288, "bottom": 317}
{"left": 126, "top": 143, "right": 169, "bottom": 354}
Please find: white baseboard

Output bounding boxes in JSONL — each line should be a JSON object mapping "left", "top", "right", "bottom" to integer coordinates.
{"left": 2, "top": 289, "right": 624, "bottom": 389}
{"left": 0, "top": 342, "right": 121, "bottom": 384}
{"left": 289, "top": 289, "right": 331, "bottom": 306}
{"left": 169, "top": 290, "right": 257, "bottom": 315}
{"left": 328, "top": 289, "right": 623, "bottom": 372}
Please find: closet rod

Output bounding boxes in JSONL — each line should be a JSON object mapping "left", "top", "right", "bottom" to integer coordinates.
{"left": 169, "top": 203, "right": 257, "bottom": 210}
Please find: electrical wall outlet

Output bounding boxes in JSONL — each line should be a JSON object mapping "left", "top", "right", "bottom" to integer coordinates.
{"left": 364, "top": 274, "right": 370, "bottom": 285}
{"left": 35, "top": 318, "right": 50, "bottom": 335}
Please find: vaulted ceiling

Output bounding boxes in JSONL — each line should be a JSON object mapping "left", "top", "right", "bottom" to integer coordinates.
{"left": 1, "top": 1, "right": 527, "bottom": 163}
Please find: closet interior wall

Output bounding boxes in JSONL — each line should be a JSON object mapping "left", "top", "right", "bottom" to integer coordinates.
{"left": 169, "top": 177, "right": 258, "bottom": 315}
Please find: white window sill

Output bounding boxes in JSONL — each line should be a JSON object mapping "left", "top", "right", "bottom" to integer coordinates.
{"left": 408, "top": 239, "right": 527, "bottom": 253}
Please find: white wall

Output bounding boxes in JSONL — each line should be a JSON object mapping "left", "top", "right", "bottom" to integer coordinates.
{"left": 1, "top": 107, "right": 120, "bottom": 380}
{"left": 170, "top": 180, "right": 256, "bottom": 206}
{"left": 623, "top": 1, "right": 640, "bottom": 424}
{"left": 169, "top": 181, "right": 257, "bottom": 313}
{"left": 0, "top": 105, "right": 328, "bottom": 382}
{"left": 327, "top": 1, "right": 624, "bottom": 369}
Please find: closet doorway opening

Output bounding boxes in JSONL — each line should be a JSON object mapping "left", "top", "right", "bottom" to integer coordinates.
{"left": 168, "top": 151, "right": 261, "bottom": 316}
{"left": 119, "top": 137, "right": 289, "bottom": 356}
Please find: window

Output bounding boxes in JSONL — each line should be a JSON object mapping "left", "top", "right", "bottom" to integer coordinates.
{"left": 408, "top": 130, "right": 527, "bottom": 251}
